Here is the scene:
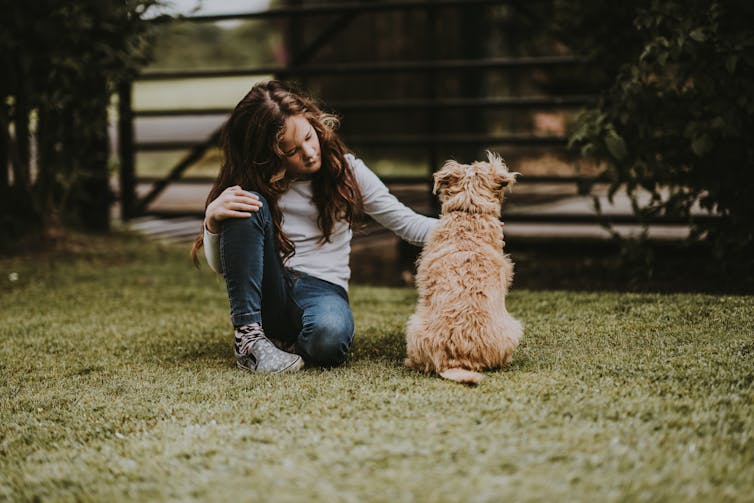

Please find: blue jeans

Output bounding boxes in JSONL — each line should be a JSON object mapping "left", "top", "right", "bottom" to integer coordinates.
{"left": 219, "top": 193, "right": 354, "bottom": 367}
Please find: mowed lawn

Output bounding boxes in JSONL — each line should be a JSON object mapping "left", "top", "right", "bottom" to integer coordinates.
{"left": 1, "top": 233, "right": 752, "bottom": 502}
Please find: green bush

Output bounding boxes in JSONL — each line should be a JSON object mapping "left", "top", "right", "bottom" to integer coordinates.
{"left": 556, "top": 0, "right": 754, "bottom": 264}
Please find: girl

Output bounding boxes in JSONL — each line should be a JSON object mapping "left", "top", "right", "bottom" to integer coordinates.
{"left": 192, "top": 80, "right": 438, "bottom": 373}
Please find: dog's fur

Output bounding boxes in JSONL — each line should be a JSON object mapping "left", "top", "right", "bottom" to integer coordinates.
{"left": 405, "top": 152, "right": 523, "bottom": 385}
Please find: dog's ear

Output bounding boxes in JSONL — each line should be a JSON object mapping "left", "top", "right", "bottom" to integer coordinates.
{"left": 433, "top": 160, "right": 464, "bottom": 196}
{"left": 495, "top": 170, "right": 518, "bottom": 190}
{"left": 485, "top": 151, "right": 518, "bottom": 190}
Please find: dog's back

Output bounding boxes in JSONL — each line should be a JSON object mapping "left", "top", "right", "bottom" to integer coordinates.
{"left": 405, "top": 154, "right": 522, "bottom": 384}
{"left": 406, "top": 213, "right": 521, "bottom": 383}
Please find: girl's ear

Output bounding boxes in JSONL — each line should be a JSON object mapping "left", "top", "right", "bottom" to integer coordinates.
{"left": 433, "top": 160, "right": 464, "bottom": 195}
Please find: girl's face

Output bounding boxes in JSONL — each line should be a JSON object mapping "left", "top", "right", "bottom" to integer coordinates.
{"left": 279, "top": 115, "right": 321, "bottom": 178}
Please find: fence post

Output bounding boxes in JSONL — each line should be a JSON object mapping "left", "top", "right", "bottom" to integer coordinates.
{"left": 459, "top": 2, "right": 488, "bottom": 163}
{"left": 285, "top": 0, "right": 305, "bottom": 87}
{"left": 14, "top": 90, "right": 31, "bottom": 189}
{"left": 118, "top": 79, "right": 136, "bottom": 220}
{"left": 426, "top": 0, "right": 440, "bottom": 215}
{"left": 0, "top": 101, "right": 8, "bottom": 190}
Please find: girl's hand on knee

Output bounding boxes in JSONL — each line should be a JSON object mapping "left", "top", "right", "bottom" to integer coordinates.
{"left": 205, "top": 186, "right": 263, "bottom": 233}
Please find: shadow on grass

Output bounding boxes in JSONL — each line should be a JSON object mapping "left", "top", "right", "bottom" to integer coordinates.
{"left": 139, "top": 339, "right": 231, "bottom": 367}
{"left": 176, "top": 340, "right": 230, "bottom": 363}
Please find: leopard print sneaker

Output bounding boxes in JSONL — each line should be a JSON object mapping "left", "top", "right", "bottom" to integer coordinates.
{"left": 234, "top": 322, "right": 304, "bottom": 373}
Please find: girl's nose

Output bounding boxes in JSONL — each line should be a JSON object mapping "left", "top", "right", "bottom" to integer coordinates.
{"left": 302, "top": 143, "right": 316, "bottom": 159}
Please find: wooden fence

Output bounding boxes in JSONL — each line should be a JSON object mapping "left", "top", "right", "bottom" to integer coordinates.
{"left": 118, "top": 1, "right": 707, "bottom": 230}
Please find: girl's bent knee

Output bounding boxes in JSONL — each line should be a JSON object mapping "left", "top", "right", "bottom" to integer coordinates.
{"left": 221, "top": 198, "right": 270, "bottom": 235}
{"left": 308, "top": 336, "right": 349, "bottom": 367}
{"left": 299, "top": 315, "right": 354, "bottom": 367}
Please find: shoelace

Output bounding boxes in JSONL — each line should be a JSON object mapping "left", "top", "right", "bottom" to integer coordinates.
{"left": 236, "top": 324, "right": 265, "bottom": 355}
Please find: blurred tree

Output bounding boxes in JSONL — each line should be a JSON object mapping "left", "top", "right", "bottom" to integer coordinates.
{"left": 0, "top": 0, "right": 158, "bottom": 245}
{"left": 146, "top": 19, "right": 280, "bottom": 70}
{"left": 555, "top": 0, "right": 754, "bottom": 265}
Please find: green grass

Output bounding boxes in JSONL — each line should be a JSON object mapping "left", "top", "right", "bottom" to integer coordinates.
{"left": 1, "top": 233, "right": 753, "bottom": 502}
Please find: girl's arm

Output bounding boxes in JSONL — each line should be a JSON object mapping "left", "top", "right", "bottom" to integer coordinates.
{"left": 202, "top": 186, "right": 263, "bottom": 274}
{"left": 203, "top": 227, "right": 222, "bottom": 274}
{"left": 349, "top": 154, "right": 438, "bottom": 246}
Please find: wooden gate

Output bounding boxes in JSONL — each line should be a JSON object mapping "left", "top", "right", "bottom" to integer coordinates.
{"left": 119, "top": 1, "right": 605, "bottom": 225}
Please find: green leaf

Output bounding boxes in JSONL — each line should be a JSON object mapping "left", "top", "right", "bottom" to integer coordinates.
{"left": 691, "top": 134, "right": 713, "bottom": 156}
{"left": 689, "top": 28, "right": 706, "bottom": 42}
{"left": 726, "top": 55, "right": 738, "bottom": 74}
{"left": 711, "top": 117, "right": 726, "bottom": 130}
{"left": 605, "top": 131, "right": 628, "bottom": 160}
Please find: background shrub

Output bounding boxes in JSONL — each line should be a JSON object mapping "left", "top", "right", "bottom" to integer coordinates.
{"left": 555, "top": 0, "right": 754, "bottom": 265}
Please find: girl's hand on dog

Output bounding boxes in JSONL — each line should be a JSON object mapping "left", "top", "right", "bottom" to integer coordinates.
{"left": 205, "top": 185, "right": 263, "bottom": 233}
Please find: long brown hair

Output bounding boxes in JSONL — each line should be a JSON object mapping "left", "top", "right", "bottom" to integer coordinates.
{"left": 191, "top": 80, "right": 363, "bottom": 266}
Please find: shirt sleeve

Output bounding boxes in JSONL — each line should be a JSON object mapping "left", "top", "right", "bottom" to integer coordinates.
{"left": 349, "top": 154, "right": 438, "bottom": 246}
{"left": 203, "top": 226, "right": 223, "bottom": 274}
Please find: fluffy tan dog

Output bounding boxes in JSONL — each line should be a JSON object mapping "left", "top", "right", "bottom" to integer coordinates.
{"left": 405, "top": 152, "right": 523, "bottom": 385}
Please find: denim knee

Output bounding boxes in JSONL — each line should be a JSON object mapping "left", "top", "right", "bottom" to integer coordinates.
{"left": 219, "top": 191, "right": 281, "bottom": 328}
{"left": 221, "top": 192, "right": 270, "bottom": 232}
{"left": 298, "top": 310, "right": 354, "bottom": 367}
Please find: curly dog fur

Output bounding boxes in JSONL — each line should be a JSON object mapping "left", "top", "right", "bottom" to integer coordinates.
{"left": 405, "top": 152, "right": 523, "bottom": 384}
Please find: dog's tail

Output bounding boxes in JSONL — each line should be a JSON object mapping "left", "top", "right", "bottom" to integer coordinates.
{"left": 439, "top": 368, "right": 484, "bottom": 385}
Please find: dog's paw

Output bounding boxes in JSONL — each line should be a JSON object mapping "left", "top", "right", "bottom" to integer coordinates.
{"left": 439, "top": 368, "right": 483, "bottom": 385}
{"left": 403, "top": 357, "right": 420, "bottom": 370}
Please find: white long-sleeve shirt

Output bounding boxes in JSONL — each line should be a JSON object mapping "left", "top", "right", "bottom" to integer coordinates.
{"left": 203, "top": 154, "right": 438, "bottom": 290}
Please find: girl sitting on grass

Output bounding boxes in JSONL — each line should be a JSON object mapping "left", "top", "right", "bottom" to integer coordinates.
{"left": 191, "top": 80, "right": 438, "bottom": 373}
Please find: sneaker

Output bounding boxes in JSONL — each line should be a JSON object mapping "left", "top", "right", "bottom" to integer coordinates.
{"left": 234, "top": 322, "right": 304, "bottom": 373}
